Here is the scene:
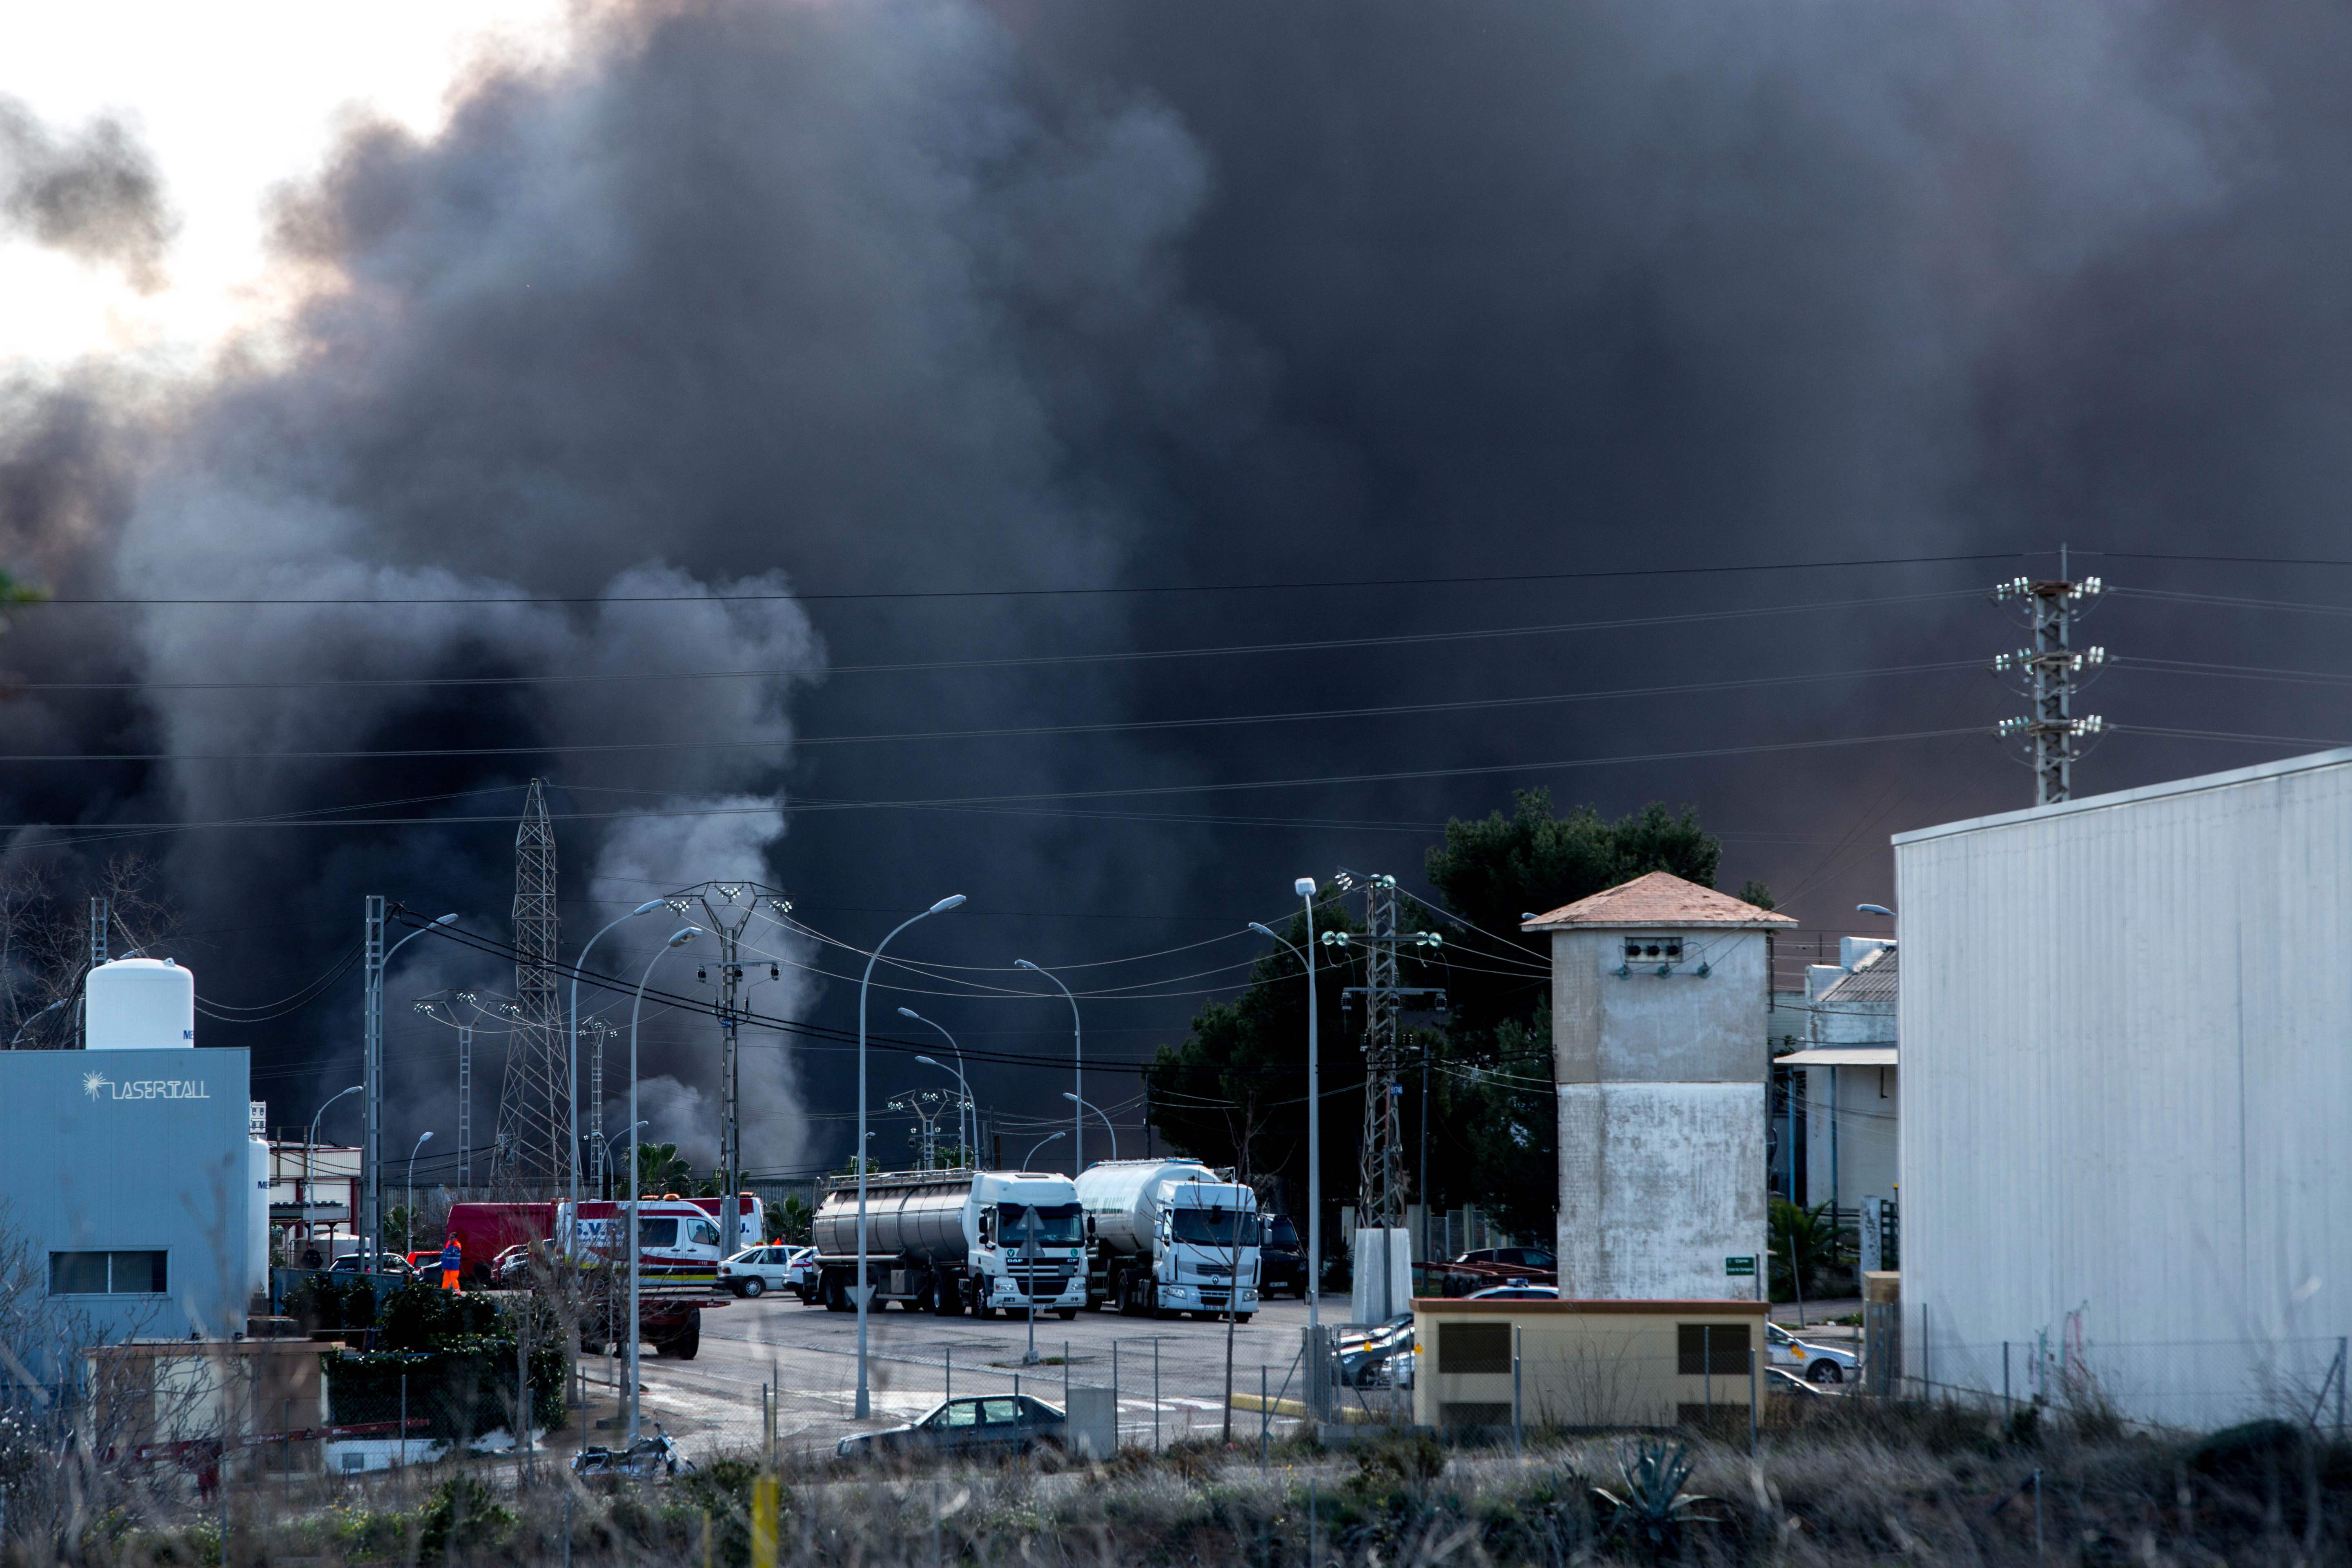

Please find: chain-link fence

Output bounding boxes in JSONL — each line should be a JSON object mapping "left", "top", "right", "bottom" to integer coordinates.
{"left": 1890, "top": 1332, "right": 2350, "bottom": 1434}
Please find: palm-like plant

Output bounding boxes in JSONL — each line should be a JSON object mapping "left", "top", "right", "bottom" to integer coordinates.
{"left": 1769, "top": 1197, "right": 1853, "bottom": 1300}
{"left": 635, "top": 1140, "right": 693, "bottom": 1195}
{"left": 1592, "top": 1439, "right": 1715, "bottom": 1554}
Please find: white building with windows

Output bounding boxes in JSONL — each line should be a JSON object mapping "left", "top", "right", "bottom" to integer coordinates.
{"left": 1773, "top": 939, "right": 1899, "bottom": 1224}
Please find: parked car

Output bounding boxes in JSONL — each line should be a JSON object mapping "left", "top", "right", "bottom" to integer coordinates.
{"left": 1334, "top": 1312, "right": 1419, "bottom": 1389}
{"left": 326, "top": 1252, "right": 416, "bottom": 1279}
{"left": 1435, "top": 1245, "right": 1558, "bottom": 1296}
{"left": 1767, "top": 1322, "right": 1858, "bottom": 1384}
{"left": 1465, "top": 1281, "right": 1558, "bottom": 1300}
{"left": 1258, "top": 1214, "right": 1308, "bottom": 1298}
{"left": 835, "top": 1395, "right": 1066, "bottom": 1460}
{"left": 719, "top": 1244, "right": 814, "bottom": 1298}
{"left": 490, "top": 1243, "right": 535, "bottom": 1286}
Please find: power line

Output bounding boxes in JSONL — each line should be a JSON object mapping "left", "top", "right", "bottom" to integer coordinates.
{"left": 0, "top": 657, "right": 1994, "bottom": 764}
{"left": 16, "top": 550, "right": 2041, "bottom": 608}
{"left": 1, "top": 589, "right": 1983, "bottom": 694}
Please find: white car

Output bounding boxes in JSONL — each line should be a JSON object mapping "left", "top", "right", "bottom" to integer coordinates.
{"left": 719, "top": 1244, "right": 813, "bottom": 1298}
{"left": 1767, "top": 1321, "right": 1858, "bottom": 1384}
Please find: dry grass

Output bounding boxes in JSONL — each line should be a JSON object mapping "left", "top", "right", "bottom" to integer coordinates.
{"left": 9, "top": 1396, "right": 2350, "bottom": 1565}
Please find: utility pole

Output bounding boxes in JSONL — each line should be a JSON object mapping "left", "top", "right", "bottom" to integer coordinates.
{"left": 363, "top": 895, "right": 385, "bottom": 1266}
{"left": 1993, "top": 547, "right": 2106, "bottom": 806}
{"left": 83, "top": 896, "right": 108, "bottom": 1047}
{"left": 1327, "top": 873, "right": 1442, "bottom": 1231}
{"left": 584, "top": 1019, "right": 609, "bottom": 1197}
{"left": 662, "top": 883, "right": 793, "bottom": 1216}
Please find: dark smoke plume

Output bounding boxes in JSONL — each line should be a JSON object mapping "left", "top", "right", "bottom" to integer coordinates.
{"left": 4, "top": 1, "right": 2351, "bottom": 1174}
{"left": 0, "top": 98, "right": 172, "bottom": 290}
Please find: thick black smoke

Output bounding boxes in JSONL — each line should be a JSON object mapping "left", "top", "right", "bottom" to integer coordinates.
{"left": 4, "top": 1, "right": 2351, "bottom": 1174}
{"left": 0, "top": 97, "right": 172, "bottom": 289}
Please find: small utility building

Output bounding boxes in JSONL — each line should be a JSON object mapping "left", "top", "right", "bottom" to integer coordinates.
{"left": 0, "top": 960, "right": 259, "bottom": 1364}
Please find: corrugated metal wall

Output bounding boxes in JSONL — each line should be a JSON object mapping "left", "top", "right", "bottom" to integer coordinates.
{"left": 1895, "top": 750, "right": 2352, "bottom": 1422}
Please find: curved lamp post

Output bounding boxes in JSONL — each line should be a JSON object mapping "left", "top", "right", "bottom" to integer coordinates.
{"left": 1022, "top": 1129, "right": 1065, "bottom": 1169}
{"left": 1061, "top": 1092, "right": 1116, "bottom": 1161}
{"left": 627, "top": 926, "right": 703, "bottom": 1447}
{"left": 854, "top": 895, "right": 965, "bottom": 1420}
{"left": 368, "top": 913, "right": 459, "bottom": 1266}
{"left": 900, "top": 1005, "right": 972, "bottom": 1167}
{"left": 1012, "top": 960, "right": 1082, "bottom": 1170}
{"left": 572, "top": 900, "right": 666, "bottom": 1204}
{"left": 8, "top": 995, "right": 69, "bottom": 1049}
{"left": 306, "top": 1083, "right": 363, "bottom": 1258}
{"left": 404, "top": 1130, "right": 434, "bottom": 1250}
{"left": 1248, "top": 873, "right": 1323, "bottom": 1335}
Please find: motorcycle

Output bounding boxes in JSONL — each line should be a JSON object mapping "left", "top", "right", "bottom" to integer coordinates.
{"left": 571, "top": 1423, "right": 692, "bottom": 1481}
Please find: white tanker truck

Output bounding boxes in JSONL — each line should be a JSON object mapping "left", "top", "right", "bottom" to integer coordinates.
{"left": 808, "top": 1169, "right": 1089, "bottom": 1319}
{"left": 1074, "top": 1158, "right": 1261, "bottom": 1321}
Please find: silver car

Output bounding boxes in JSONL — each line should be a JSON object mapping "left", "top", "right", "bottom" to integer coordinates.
{"left": 1767, "top": 1321, "right": 1858, "bottom": 1384}
{"left": 835, "top": 1395, "right": 1066, "bottom": 1459}
{"left": 720, "top": 1244, "right": 813, "bottom": 1298}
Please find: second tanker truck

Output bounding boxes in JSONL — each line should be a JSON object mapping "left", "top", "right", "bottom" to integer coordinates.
{"left": 808, "top": 1168, "right": 1090, "bottom": 1319}
{"left": 1074, "top": 1158, "right": 1261, "bottom": 1320}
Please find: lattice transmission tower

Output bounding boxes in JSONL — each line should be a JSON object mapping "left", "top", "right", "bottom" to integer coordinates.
{"left": 1992, "top": 547, "right": 2107, "bottom": 806}
{"left": 494, "top": 779, "right": 568, "bottom": 1191}
{"left": 1327, "top": 871, "right": 1441, "bottom": 1231}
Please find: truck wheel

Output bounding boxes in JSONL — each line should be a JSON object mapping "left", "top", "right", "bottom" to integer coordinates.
{"left": 823, "top": 1273, "right": 851, "bottom": 1312}
{"left": 1056, "top": 1307, "right": 1078, "bottom": 1321}
{"left": 936, "top": 1281, "right": 966, "bottom": 1318}
{"left": 1234, "top": 1313, "right": 1255, "bottom": 1325}
{"left": 1150, "top": 1290, "right": 1174, "bottom": 1322}
{"left": 655, "top": 1311, "right": 702, "bottom": 1360}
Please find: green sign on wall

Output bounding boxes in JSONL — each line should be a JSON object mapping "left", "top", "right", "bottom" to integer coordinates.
{"left": 1724, "top": 1255, "right": 1757, "bottom": 1276}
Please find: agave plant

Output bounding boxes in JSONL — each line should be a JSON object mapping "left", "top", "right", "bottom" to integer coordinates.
{"left": 1592, "top": 1439, "right": 1717, "bottom": 1553}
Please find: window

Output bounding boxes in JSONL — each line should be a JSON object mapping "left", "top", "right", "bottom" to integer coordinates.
{"left": 1168, "top": 1209, "right": 1247, "bottom": 1247}
{"left": 50, "top": 1251, "right": 166, "bottom": 1295}
{"left": 997, "top": 1203, "right": 1085, "bottom": 1247}
{"left": 979, "top": 1399, "right": 1020, "bottom": 1426}
{"left": 1677, "top": 1324, "right": 1748, "bottom": 1375}
{"left": 932, "top": 1401, "right": 981, "bottom": 1429}
{"left": 637, "top": 1218, "right": 678, "bottom": 1248}
{"left": 1267, "top": 1217, "right": 1299, "bottom": 1247}
{"left": 1623, "top": 937, "right": 1685, "bottom": 963}
{"left": 687, "top": 1221, "right": 720, "bottom": 1248}
{"left": 1438, "top": 1322, "right": 1512, "bottom": 1375}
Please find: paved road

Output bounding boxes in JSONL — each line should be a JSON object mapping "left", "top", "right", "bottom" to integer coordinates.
{"left": 586, "top": 1291, "right": 1341, "bottom": 1459}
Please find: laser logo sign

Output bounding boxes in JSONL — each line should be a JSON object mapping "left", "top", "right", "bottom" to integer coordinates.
{"left": 82, "top": 1071, "right": 212, "bottom": 1102}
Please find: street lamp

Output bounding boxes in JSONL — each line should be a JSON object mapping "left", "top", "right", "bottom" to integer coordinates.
{"left": 627, "top": 927, "right": 703, "bottom": 1447}
{"left": 1249, "top": 871, "right": 1323, "bottom": 1336}
{"left": 405, "top": 1131, "right": 434, "bottom": 1250}
{"left": 1061, "top": 1093, "right": 1116, "bottom": 1161}
{"left": 572, "top": 900, "right": 666, "bottom": 1205}
{"left": 368, "top": 913, "right": 459, "bottom": 1267}
{"left": 307, "top": 1084, "right": 363, "bottom": 1260}
{"left": 1012, "top": 960, "right": 1082, "bottom": 1170}
{"left": 901, "top": 1005, "right": 972, "bottom": 1166}
{"left": 1022, "top": 1129, "right": 1065, "bottom": 1169}
{"left": 856, "top": 894, "right": 966, "bottom": 1420}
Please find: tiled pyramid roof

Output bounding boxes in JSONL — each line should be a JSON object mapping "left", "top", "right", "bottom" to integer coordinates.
{"left": 1521, "top": 870, "right": 1795, "bottom": 931}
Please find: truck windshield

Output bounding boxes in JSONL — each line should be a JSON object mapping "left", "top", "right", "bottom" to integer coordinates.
{"left": 998, "top": 1203, "right": 1084, "bottom": 1247}
{"left": 1169, "top": 1208, "right": 1250, "bottom": 1247}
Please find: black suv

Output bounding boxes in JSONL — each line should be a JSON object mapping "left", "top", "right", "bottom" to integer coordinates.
{"left": 1258, "top": 1213, "right": 1308, "bottom": 1298}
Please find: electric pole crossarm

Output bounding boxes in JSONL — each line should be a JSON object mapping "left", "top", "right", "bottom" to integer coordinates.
{"left": 1991, "top": 553, "right": 2108, "bottom": 806}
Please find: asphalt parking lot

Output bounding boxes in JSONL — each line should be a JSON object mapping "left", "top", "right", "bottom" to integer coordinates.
{"left": 581, "top": 1289, "right": 1337, "bottom": 1459}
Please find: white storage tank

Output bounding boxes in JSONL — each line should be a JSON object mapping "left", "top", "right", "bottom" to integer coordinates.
{"left": 85, "top": 958, "right": 196, "bottom": 1050}
{"left": 249, "top": 1136, "right": 271, "bottom": 1297}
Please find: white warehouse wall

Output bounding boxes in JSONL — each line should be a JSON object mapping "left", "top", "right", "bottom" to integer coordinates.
{"left": 1895, "top": 748, "right": 2352, "bottom": 1424}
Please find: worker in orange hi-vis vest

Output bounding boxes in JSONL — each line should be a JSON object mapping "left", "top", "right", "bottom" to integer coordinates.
{"left": 440, "top": 1234, "right": 462, "bottom": 1292}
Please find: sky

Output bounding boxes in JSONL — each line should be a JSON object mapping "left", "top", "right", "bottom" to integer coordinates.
{"left": 4, "top": 0, "right": 2352, "bottom": 1187}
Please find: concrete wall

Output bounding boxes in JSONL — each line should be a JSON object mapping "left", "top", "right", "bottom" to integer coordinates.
{"left": 1552, "top": 927, "right": 1771, "bottom": 1300}
{"left": 1804, "top": 1064, "right": 1898, "bottom": 1216}
{"left": 0, "top": 1048, "right": 254, "bottom": 1365}
{"left": 1895, "top": 748, "right": 2352, "bottom": 1425}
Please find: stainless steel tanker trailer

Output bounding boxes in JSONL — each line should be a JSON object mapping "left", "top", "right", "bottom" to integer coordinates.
{"left": 809, "top": 1168, "right": 1090, "bottom": 1319}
